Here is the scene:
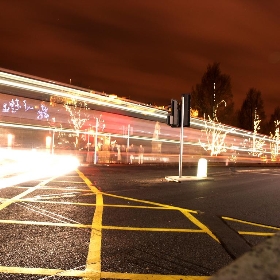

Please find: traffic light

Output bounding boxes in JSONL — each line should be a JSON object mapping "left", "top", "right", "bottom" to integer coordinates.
{"left": 182, "top": 94, "right": 191, "bottom": 127}
{"left": 166, "top": 99, "right": 180, "bottom": 127}
{"left": 166, "top": 94, "right": 191, "bottom": 127}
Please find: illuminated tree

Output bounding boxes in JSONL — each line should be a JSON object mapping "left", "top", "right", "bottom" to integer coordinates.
{"left": 191, "top": 62, "right": 234, "bottom": 125}
{"left": 199, "top": 102, "right": 233, "bottom": 156}
{"left": 248, "top": 109, "right": 266, "bottom": 157}
{"left": 64, "top": 98, "right": 89, "bottom": 149}
{"left": 270, "top": 120, "right": 280, "bottom": 161}
{"left": 199, "top": 116, "right": 232, "bottom": 156}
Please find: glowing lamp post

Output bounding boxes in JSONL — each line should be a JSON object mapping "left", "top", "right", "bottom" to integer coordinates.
{"left": 7, "top": 134, "right": 13, "bottom": 149}
{"left": 46, "top": 136, "right": 52, "bottom": 150}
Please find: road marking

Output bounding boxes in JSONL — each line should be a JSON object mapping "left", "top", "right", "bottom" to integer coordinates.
{"left": 76, "top": 169, "right": 103, "bottom": 279}
{"left": 0, "top": 218, "right": 205, "bottom": 233}
{"left": 16, "top": 201, "right": 82, "bottom": 224}
{"left": 103, "top": 192, "right": 198, "bottom": 214}
{"left": 102, "top": 225, "right": 204, "bottom": 232}
{"left": 239, "top": 231, "right": 275, "bottom": 236}
{"left": 223, "top": 216, "right": 280, "bottom": 231}
{"left": 0, "top": 266, "right": 209, "bottom": 279}
{"left": 6, "top": 170, "right": 278, "bottom": 279}
{"left": 101, "top": 192, "right": 220, "bottom": 242}
{"left": 179, "top": 209, "right": 220, "bottom": 243}
{"left": 223, "top": 216, "right": 280, "bottom": 236}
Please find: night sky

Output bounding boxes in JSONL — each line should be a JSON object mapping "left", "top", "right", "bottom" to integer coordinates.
{"left": 1, "top": 1, "right": 280, "bottom": 117}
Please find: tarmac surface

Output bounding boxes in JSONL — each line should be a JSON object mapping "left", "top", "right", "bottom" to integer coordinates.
{"left": 0, "top": 163, "right": 280, "bottom": 279}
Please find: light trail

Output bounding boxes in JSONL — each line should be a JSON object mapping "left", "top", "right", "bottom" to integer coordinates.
{"left": 0, "top": 67, "right": 278, "bottom": 165}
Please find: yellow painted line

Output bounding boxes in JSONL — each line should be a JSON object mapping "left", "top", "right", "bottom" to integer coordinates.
{"left": 223, "top": 216, "right": 280, "bottom": 230}
{"left": 51, "top": 180, "right": 86, "bottom": 183}
{"left": 76, "top": 169, "right": 103, "bottom": 279}
{"left": 1, "top": 196, "right": 181, "bottom": 211}
{"left": 102, "top": 204, "right": 175, "bottom": 209}
{"left": 0, "top": 266, "right": 209, "bottom": 279}
{"left": 0, "top": 176, "right": 58, "bottom": 211}
{"left": 0, "top": 218, "right": 204, "bottom": 233}
{"left": 101, "top": 193, "right": 219, "bottom": 242}
{"left": 102, "top": 225, "right": 204, "bottom": 233}
{"left": 103, "top": 192, "right": 197, "bottom": 213}
{"left": 101, "top": 271, "right": 210, "bottom": 279}
{"left": 179, "top": 209, "right": 220, "bottom": 243}
{"left": 0, "top": 265, "right": 87, "bottom": 277}
{"left": 238, "top": 231, "right": 276, "bottom": 236}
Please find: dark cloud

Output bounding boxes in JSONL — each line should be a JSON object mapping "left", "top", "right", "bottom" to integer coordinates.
{"left": 1, "top": 0, "right": 280, "bottom": 116}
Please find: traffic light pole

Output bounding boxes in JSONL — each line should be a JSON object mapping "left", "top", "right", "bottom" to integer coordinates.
{"left": 166, "top": 93, "right": 190, "bottom": 179}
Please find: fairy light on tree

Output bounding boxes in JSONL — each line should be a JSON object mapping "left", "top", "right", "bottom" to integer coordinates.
{"left": 64, "top": 98, "right": 89, "bottom": 149}
{"left": 199, "top": 100, "right": 232, "bottom": 156}
{"left": 248, "top": 108, "right": 266, "bottom": 157}
{"left": 270, "top": 120, "right": 280, "bottom": 161}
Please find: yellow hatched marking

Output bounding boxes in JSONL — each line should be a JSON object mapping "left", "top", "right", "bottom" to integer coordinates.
{"left": 0, "top": 266, "right": 209, "bottom": 279}
{"left": 102, "top": 192, "right": 219, "bottom": 242}
{"left": 76, "top": 169, "right": 103, "bottom": 280}
{"left": 0, "top": 171, "right": 215, "bottom": 279}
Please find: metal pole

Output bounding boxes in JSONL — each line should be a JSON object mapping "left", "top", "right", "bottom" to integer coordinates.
{"left": 94, "top": 118, "right": 98, "bottom": 164}
{"left": 52, "top": 129, "right": 55, "bottom": 155}
{"left": 86, "top": 128, "right": 90, "bottom": 162}
{"left": 127, "top": 124, "right": 130, "bottom": 148}
{"left": 87, "top": 128, "right": 90, "bottom": 152}
{"left": 179, "top": 95, "right": 184, "bottom": 178}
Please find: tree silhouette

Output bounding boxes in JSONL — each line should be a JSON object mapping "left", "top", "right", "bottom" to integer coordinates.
{"left": 237, "top": 88, "right": 266, "bottom": 132}
{"left": 266, "top": 106, "right": 280, "bottom": 135}
{"left": 191, "top": 62, "right": 234, "bottom": 124}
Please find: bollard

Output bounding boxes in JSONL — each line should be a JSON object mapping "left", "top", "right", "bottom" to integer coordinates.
{"left": 197, "top": 158, "right": 207, "bottom": 178}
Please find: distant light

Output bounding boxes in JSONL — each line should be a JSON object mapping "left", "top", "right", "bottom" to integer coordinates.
{"left": 7, "top": 134, "right": 13, "bottom": 148}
